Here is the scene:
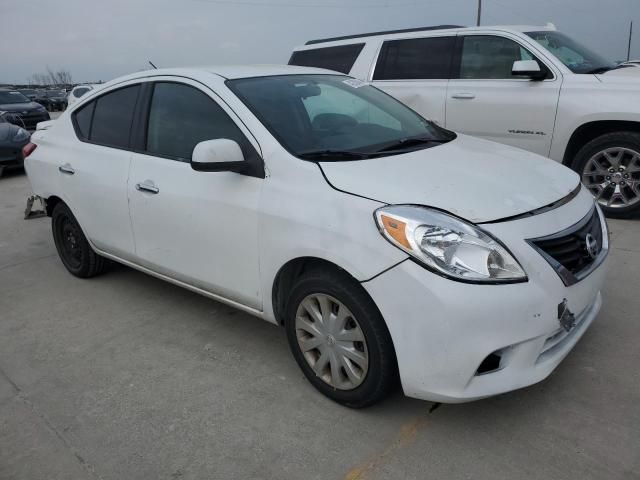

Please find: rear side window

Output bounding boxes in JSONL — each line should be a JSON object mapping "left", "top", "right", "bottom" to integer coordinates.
{"left": 145, "top": 82, "right": 252, "bottom": 161}
{"left": 288, "top": 44, "right": 365, "bottom": 74}
{"left": 88, "top": 85, "right": 140, "bottom": 148}
{"left": 373, "top": 36, "right": 455, "bottom": 80}
{"left": 74, "top": 101, "right": 94, "bottom": 139}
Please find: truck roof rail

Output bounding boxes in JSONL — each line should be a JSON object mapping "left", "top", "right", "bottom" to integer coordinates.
{"left": 304, "top": 25, "right": 464, "bottom": 45}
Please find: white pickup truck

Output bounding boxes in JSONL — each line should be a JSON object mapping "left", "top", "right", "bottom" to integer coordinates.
{"left": 290, "top": 24, "right": 640, "bottom": 217}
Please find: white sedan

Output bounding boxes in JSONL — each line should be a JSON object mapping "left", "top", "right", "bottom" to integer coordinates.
{"left": 23, "top": 66, "right": 608, "bottom": 407}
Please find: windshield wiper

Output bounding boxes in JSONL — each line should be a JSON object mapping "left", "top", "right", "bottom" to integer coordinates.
{"left": 586, "top": 64, "right": 632, "bottom": 74}
{"left": 298, "top": 149, "right": 372, "bottom": 161}
{"left": 374, "top": 135, "right": 449, "bottom": 154}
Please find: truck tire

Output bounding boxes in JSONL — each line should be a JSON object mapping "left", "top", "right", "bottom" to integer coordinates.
{"left": 573, "top": 131, "right": 640, "bottom": 218}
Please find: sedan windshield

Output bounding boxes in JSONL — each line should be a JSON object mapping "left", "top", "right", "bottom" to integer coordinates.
{"left": 0, "top": 91, "right": 30, "bottom": 104}
{"left": 227, "top": 74, "right": 454, "bottom": 160}
{"left": 526, "top": 31, "right": 616, "bottom": 74}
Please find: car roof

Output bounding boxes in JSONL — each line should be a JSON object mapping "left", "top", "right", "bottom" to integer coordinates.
{"left": 107, "top": 65, "right": 339, "bottom": 86}
{"left": 295, "top": 24, "right": 557, "bottom": 49}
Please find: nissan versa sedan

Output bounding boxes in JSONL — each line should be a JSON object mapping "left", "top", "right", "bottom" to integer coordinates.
{"left": 24, "top": 66, "right": 608, "bottom": 407}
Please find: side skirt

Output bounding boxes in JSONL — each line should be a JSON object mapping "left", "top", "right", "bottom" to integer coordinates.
{"left": 90, "top": 243, "right": 269, "bottom": 322}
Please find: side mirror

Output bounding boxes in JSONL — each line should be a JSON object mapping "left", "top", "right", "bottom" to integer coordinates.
{"left": 191, "top": 138, "right": 246, "bottom": 173}
{"left": 512, "top": 60, "right": 546, "bottom": 80}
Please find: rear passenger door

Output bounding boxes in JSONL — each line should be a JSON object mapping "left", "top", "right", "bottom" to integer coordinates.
{"left": 369, "top": 35, "right": 455, "bottom": 127}
{"left": 445, "top": 34, "right": 561, "bottom": 156}
{"left": 65, "top": 83, "right": 140, "bottom": 259}
{"left": 127, "top": 79, "right": 264, "bottom": 310}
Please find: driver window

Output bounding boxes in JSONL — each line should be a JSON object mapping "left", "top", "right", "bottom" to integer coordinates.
{"left": 460, "top": 35, "right": 542, "bottom": 79}
{"left": 146, "top": 82, "right": 250, "bottom": 161}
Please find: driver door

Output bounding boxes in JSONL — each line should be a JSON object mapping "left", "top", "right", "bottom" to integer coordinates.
{"left": 445, "top": 34, "right": 562, "bottom": 157}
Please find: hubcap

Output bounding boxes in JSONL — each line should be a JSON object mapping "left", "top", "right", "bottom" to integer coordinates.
{"left": 582, "top": 147, "right": 640, "bottom": 209}
{"left": 295, "top": 294, "right": 369, "bottom": 390}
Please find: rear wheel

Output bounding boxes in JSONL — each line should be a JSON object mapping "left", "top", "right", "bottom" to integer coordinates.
{"left": 285, "top": 268, "right": 397, "bottom": 408}
{"left": 52, "top": 202, "right": 107, "bottom": 278}
{"left": 573, "top": 131, "right": 640, "bottom": 218}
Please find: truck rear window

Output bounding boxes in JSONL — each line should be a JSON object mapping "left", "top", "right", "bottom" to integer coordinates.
{"left": 288, "top": 44, "right": 365, "bottom": 74}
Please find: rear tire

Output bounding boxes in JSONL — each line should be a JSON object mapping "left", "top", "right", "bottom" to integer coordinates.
{"left": 284, "top": 267, "right": 397, "bottom": 408}
{"left": 572, "top": 131, "right": 640, "bottom": 218}
{"left": 51, "top": 202, "right": 107, "bottom": 278}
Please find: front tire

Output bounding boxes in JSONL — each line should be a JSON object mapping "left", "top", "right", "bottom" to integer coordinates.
{"left": 573, "top": 131, "right": 640, "bottom": 218}
{"left": 52, "top": 202, "right": 107, "bottom": 278}
{"left": 285, "top": 267, "right": 397, "bottom": 408}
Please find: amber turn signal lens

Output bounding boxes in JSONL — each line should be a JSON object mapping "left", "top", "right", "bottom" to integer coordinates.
{"left": 380, "top": 214, "right": 410, "bottom": 249}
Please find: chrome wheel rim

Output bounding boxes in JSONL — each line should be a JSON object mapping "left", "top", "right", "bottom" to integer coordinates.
{"left": 295, "top": 294, "right": 369, "bottom": 390}
{"left": 582, "top": 146, "right": 640, "bottom": 209}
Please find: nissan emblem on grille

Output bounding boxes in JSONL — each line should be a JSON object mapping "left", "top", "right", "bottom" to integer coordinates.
{"left": 585, "top": 233, "right": 598, "bottom": 260}
{"left": 557, "top": 299, "right": 576, "bottom": 332}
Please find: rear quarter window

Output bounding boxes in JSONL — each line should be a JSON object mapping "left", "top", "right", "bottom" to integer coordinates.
{"left": 288, "top": 43, "right": 365, "bottom": 74}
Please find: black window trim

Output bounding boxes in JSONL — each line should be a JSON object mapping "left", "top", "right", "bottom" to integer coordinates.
{"left": 71, "top": 75, "right": 265, "bottom": 178}
{"left": 371, "top": 35, "right": 457, "bottom": 81}
{"left": 451, "top": 33, "right": 555, "bottom": 81}
{"left": 288, "top": 43, "right": 366, "bottom": 74}
{"left": 71, "top": 83, "right": 142, "bottom": 152}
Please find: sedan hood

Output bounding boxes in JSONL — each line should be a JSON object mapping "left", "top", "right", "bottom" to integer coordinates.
{"left": 319, "top": 135, "right": 580, "bottom": 223}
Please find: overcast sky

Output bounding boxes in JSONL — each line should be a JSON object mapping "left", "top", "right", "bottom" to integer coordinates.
{"left": 1, "top": 0, "right": 638, "bottom": 84}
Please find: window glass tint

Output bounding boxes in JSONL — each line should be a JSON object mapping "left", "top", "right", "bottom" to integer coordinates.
{"left": 74, "top": 101, "right": 94, "bottom": 139}
{"left": 90, "top": 85, "right": 139, "bottom": 148}
{"left": 373, "top": 37, "right": 454, "bottom": 80}
{"left": 460, "top": 36, "right": 539, "bottom": 79}
{"left": 288, "top": 44, "right": 365, "bottom": 74}
{"left": 146, "top": 82, "right": 248, "bottom": 161}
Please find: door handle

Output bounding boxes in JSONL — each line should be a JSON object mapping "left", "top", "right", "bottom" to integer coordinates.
{"left": 451, "top": 92, "right": 476, "bottom": 100}
{"left": 58, "top": 164, "right": 75, "bottom": 175}
{"left": 135, "top": 182, "right": 159, "bottom": 194}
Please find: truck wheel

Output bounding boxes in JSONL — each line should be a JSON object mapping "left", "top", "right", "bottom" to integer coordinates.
{"left": 52, "top": 202, "right": 108, "bottom": 278}
{"left": 573, "top": 131, "right": 640, "bottom": 218}
{"left": 284, "top": 267, "right": 397, "bottom": 408}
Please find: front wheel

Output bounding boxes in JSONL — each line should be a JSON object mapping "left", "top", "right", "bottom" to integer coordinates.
{"left": 285, "top": 268, "right": 397, "bottom": 408}
{"left": 573, "top": 131, "right": 640, "bottom": 218}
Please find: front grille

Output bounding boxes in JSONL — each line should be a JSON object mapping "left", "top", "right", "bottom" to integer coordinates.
{"left": 528, "top": 207, "right": 607, "bottom": 286}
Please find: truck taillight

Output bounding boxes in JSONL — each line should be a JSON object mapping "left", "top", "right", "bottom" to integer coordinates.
{"left": 22, "top": 142, "right": 37, "bottom": 159}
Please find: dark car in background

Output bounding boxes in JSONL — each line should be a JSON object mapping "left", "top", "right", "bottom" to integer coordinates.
{"left": 41, "top": 90, "right": 68, "bottom": 111}
{"left": 0, "top": 89, "right": 50, "bottom": 130}
{"left": 0, "top": 112, "right": 31, "bottom": 176}
{"left": 17, "top": 88, "right": 38, "bottom": 101}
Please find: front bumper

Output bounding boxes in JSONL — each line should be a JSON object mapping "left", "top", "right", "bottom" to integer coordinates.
{"left": 363, "top": 187, "right": 608, "bottom": 403}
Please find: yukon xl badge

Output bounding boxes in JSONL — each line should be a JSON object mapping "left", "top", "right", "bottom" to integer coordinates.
{"left": 557, "top": 298, "right": 576, "bottom": 332}
{"left": 508, "top": 129, "right": 547, "bottom": 136}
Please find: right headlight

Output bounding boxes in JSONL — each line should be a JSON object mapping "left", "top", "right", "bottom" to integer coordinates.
{"left": 375, "top": 205, "right": 527, "bottom": 283}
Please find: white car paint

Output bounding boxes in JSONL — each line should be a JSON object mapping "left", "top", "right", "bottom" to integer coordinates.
{"left": 25, "top": 66, "right": 608, "bottom": 403}
{"left": 291, "top": 24, "right": 640, "bottom": 162}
